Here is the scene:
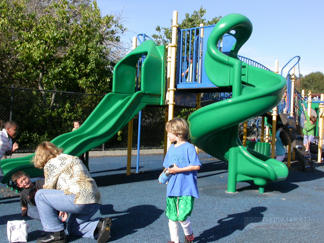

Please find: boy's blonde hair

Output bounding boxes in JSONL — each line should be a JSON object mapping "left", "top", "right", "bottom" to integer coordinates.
{"left": 33, "top": 142, "right": 63, "bottom": 169}
{"left": 11, "top": 170, "right": 27, "bottom": 184}
{"left": 165, "top": 117, "right": 189, "bottom": 141}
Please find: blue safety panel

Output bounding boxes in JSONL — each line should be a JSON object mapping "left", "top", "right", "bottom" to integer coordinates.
{"left": 177, "top": 25, "right": 218, "bottom": 89}
{"left": 177, "top": 25, "right": 237, "bottom": 90}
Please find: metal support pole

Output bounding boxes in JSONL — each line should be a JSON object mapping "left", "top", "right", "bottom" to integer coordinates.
{"left": 290, "top": 70, "right": 295, "bottom": 117}
{"left": 164, "top": 106, "right": 168, "bottom": 158}
{"left": 271, "top": 107, "right": 278, "bottom": 158}
{"left": 287, "top": 142, "right": 291, "bottom": 168}
{"left": 126, "top": 119, "right": 133, "bottom": 176}
{"left": 84, "top": 151, "right": 89, "bottom": 171}
{"left": 166, "top": 11, "right": 178, "bottom": 149}
{"left": 308, "top": 91, "right": 312, "bottom": 117}
{"left": 136, "top": 111, "right": 142, "bottom": 173}
{"left": 126, "top": 36, "right": 138, "bottom": 176}
{"left": 318, "top": 94, "right": 324, "bottom": 163}
{"left": 243, "top": 121, "right": 248, "bottom": 146}
{"left": 10, "top": 88, "right": 14, "bottom": 121}
{"left": 261, "top": 116, "right": 264, "bottom": 142}
{"left": 195, "top": 93, "right": 201, "bottom": 154}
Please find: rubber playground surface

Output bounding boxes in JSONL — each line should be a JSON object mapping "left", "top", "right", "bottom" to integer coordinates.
{"left": 1, "top": 152, "right": 324, "bottom": 243}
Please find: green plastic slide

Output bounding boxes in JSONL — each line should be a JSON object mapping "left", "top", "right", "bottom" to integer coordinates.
{"left": 189, "top": 14, "right": 288, "bottom": 193}
{"left": 1, "top": 40, "right": 165, "bottom": 184}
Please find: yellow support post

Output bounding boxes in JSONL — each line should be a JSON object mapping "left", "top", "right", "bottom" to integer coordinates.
{"left": 287, "top": 142, "right": 291, "bottom": 168}
{"left": 243, "top": 121, "right": 248, "bottom": 146}
{"left": 164, "top": 106, "right": 168, "bottom": 158}
{"left": 271, "top": 107, "right": 278, "bottom": 158}
{"left": 290, "top": 70, "right": 295, "bottom": 117}
{"left": 261, "top": 116, "right": 264, "bottom": 142}
{"left": 194, "top": 23, "right": 204, "bottom": 154}
{"left": 287, "top": 70, "right": 295, "bottom": 166}
{"left": 126, "top": 119, "right": 133, "bottom": 176}
{"left": 126, "top": 36, "right": 138, "bottom": 176}
{"left": 275, "top": 60, "right": 279, "bottom": 74}
{"left": 166, "top": 11, "right": 178, "bottom": 149}
{"left": 318, "top": 94, "right": 324, "bottom": 163}
{"left": 195, "top": 93, "right": 201, "bottom": 154}
{"left": 307, "top": 91, "right": 312, "bottom": 117}
{"left": 291, "top": 71, "right": 296, "bottom": 160}
{"left": 164, "top": 46, "right": 172, "bottom": 156}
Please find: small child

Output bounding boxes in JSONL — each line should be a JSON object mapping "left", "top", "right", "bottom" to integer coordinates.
{"left": 11, "top": 171, "right": 44, "bottom": 220}
{"left": 275, "top": 127, "right": 285, "bottom": 162}
{"left": 72, "top": 119, "right": 85, "bottom": 163}
{"left": 301, "top": 103, "right": 317, "bottom": 155}
{"left": 160, "top": 118, "right": 201, "bottom": 243}
{"left": 72, "top": 119, "right": 82, "bottom": 131}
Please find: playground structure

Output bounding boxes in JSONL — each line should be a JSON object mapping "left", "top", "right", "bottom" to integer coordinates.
{"left": 278, "top": 82, "right": 324, "bottom": 171}
{"left": 243, "top": 54, "right": 324, "bottom": 172}
{"left": 1, "top": 12, "right": 292, "bottom": 194}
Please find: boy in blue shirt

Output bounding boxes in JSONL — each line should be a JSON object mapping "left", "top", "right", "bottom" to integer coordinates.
{"left": 160, "top": 118, "right": 201, "bottom": 243}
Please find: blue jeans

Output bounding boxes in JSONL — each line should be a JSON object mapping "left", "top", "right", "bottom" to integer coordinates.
{"left": 0, "top": 166, "right": 3, "bottom": 182}
{"left": 28, "top": 206, "right": 40, "bottom": 220}
{"left": 303, "top": 135, "right": 314, "bottom": 145}
{"left": 35, "top": 189, "right": 101, "bottom": 239}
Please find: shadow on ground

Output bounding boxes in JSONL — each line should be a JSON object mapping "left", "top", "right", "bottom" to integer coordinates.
{"left": 195, "top": 206, "right": 266, "bottom": 242}
{"left": 236, "top": 160, "right": 324, "bottom": 193}
{"left": 64, "top": 204, "right": 164, "bottom": 242}
{"left": 93, "top": 160, "right": 228, "bottom": 188}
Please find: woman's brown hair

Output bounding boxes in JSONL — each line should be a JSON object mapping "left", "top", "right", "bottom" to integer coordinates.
{"left": 33, "top": 142, "right": 63, "bottom": 169}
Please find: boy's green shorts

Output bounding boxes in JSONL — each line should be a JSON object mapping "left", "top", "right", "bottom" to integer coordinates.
{"left": 166, "top": 196, "right": 195, "bottom": 221}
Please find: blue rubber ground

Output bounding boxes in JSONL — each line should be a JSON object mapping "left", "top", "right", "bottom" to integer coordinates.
{"left": 0, "top": 152, "right": 323, "bottom": 243}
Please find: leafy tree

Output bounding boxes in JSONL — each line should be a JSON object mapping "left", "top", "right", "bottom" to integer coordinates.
{"left": 0, "top": 0, "right": 128, "bottom": 150}
{"left": 299, "top": 72, "right": 324, "bottom": 94}
{"left": 152, "top": 7, "right": 221, "bottom": 45}
{"left": 0, "top": 0, "right": 126, "bottom": 95}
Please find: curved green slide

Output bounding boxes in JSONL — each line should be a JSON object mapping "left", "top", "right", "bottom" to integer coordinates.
{"left": 1, "top": 40, "right": 165, "bottom": 184}
{"left": 189, "top": 14, "right": 288, "bottom": 193}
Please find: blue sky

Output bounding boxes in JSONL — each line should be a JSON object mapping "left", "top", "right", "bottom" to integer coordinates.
{"left": 96, "top": 0, "right": 323, "bottom": 77}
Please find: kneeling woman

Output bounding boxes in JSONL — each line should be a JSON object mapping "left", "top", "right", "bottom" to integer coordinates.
{"left": 33, "top": 142, "right": 111, "bottom": 243}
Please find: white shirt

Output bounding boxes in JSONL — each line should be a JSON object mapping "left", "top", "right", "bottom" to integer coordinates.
{"left": 0, "top": 128, "right": 13, "bottom": 161}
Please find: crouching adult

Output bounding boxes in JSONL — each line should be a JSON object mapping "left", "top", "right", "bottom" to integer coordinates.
{"left": 33, "top": 141, "right": 111, "bottom": 243}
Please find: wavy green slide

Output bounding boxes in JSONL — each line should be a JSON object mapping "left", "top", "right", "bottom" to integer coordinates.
{"left": 189, "top": 14, "right": 288, "bottom": 193}
{"left": 1, "top": 40, "right": 165, "bottom": 184}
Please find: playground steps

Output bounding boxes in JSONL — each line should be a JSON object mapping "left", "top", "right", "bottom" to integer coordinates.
{"left": 279, "top": 113, "right": 313, "bottom": 171}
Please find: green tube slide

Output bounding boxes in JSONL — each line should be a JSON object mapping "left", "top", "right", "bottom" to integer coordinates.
{"left": 1, "top": 40, "right": 166, "bottom": 184}
{"left": 188, "top": 14, "right": 288, "bottom": 193}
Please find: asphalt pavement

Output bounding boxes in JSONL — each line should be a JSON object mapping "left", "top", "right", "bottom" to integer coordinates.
{"left": 0, "top": 152, "right": 323, "bottom": 243}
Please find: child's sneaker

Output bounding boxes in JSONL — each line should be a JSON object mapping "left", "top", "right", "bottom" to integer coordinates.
{"left": 185, "top": 233, "right": 194, "bottom": 243}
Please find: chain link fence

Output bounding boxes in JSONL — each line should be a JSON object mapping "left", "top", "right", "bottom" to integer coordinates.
{"left": 0, "top": 87, "right": 191, "bottom": 153}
